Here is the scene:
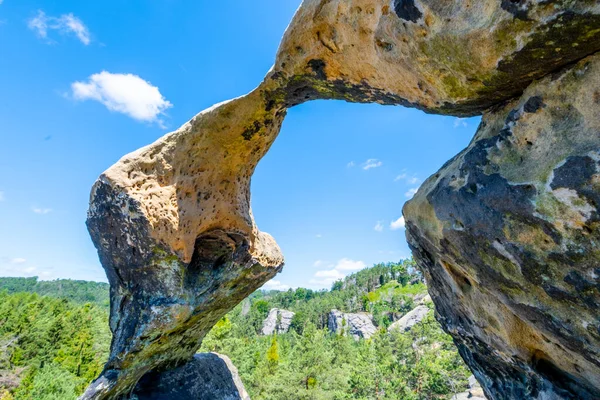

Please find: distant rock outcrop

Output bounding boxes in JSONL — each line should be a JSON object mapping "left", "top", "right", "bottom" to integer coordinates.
{"left": 452, "top": 375, "right": 488, "bottom": 400}
{"left": 328, "top": 310, "right": 377, "bottom": 340}
{"left": 388, "top": 305, "right": 430, "bottom": 333}
{"left": 261, "top": 308, "right": 294, "bottom": 335}
{"left": 130, "top": 353, "right": 250, "bottom": 400}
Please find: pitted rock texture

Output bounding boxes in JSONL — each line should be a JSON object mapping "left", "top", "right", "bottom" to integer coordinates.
{"left": 328, "top": 310, "right": 377, "bottom": 340}
{"left": 261, "top": 308, "right": 295, "bottom": 335}
{"left": 404, "top": 54, "right": 600, "bottom": 400}
{"left": 387, "top": 305, "right": 430, "bottom": 333}
{"left": 83, "top": 0, "right": 600, "bottom": 398}
{"left": 131, "top": 353, "right": 250, "bottom": 400}
{"left": 274, "top": 0, "right": 600, "bottom": 115}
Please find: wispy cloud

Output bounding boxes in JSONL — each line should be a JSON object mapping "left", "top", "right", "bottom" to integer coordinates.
{"left": 313, "top": 260, "right": 324, "bottom": 267}
{"left": 374, "top": 221, "right": 383, "bottom": 232}
{"left": 405, "top": 188, "right": 418, "bottom": 198}
{"left": 32, "top": 207, "right": 52, "bottom": 215}
{"left": 395, "top": 172, "right": 421, "bottom": 185}
{"left": 362, "top": 159, "right": 383, "bottom": 170}
{"left": 28, "top": 11, "right": 91, "bottom": 45}
{"left": 310, "top": 258, "right": 366, "bottom": 287}
{"left": 0, "top": 191, "right": 4, "bottom": 201}
{"left": 454, "top": 118, "right": 468, "bottom": 128}
{"left": 264, "top": 279, "right": 290, "bottom": 291}
{"left": 315, "top": 234, "right": 322, "bottom": 238}
{"left": 71, "top": 71, "right": 172, "bottom": 126}
{"left": 0, "top": 257, "right": 52, "bottom": 279}
{"left": 347, "top": 161, "right": 355, "bottom": 168}
{"left": 390, "top": 216, "right": 406, "bottom": 231}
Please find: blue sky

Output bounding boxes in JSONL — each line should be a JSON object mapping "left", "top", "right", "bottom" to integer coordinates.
{"left": 0, "top": 0, "right": 478, "bottom": 289}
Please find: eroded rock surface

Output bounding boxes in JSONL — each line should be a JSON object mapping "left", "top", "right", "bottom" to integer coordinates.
{"left": 261, "top": 308, "right": 295, "bottom": 335}
{"left": 83, "top": 0, "right": 600, "bottom": 398}
{"left": 328, "top": 310, "right": 377, "bottom": 340}
{"left": 405, "top": 55, "right": 600, "bottom": 399}
{"left": 274, "top": 0, "right": 600, "bottom": 115}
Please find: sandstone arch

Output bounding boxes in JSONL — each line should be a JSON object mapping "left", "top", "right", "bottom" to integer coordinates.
{"left": 82, "top": 1, "right": 600, "bottom": 399}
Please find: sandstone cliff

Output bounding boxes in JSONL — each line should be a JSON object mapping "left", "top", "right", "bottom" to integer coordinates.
{"left": 328, "top": 309, "right": 378, "bottom": 340}
{"left": 82, "top": 1, "right": 600, "bottom": 398}
{"left": 261, "top": 308, "right": 295, "bottom": 335}
{"left": 388, "top": 305, "right": 430, "bottom": 333}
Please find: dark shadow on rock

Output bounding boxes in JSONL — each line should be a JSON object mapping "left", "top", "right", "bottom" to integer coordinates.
{"left": 131, "top": 353, "right": 250, "bottom": 400}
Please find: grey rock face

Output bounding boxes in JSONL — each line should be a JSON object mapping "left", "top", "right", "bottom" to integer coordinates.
{"left": 387, "top": 305, "right": 430, "bottom": 333}
{"left": 261, "top": 308, "right": 295, "bottom": 335}
{"left": 328, "top": 310, "right": 377, "bottom": 340}
{"left": 452, "top": 376, "right": 488, "bottom": 400}
{"left": 131, "top": 353, "right": 250, "bottom": 400}
{"left": 82, "top": 0, "right": 600, "bottom": 398}
{"left": 404, "top": 54, "right": 600, "bottom": 400}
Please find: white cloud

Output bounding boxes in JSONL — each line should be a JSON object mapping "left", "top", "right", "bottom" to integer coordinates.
{"left": 0, "top": 192, "right": 4, "bottom": 201}
{"left": 454, "top": 118, "right": 468, "bottom": 128}
{"left": 10, "top": 258, "right": 26, "bottom": 264}
{"left": 390, "top": 216, "right": 406, "bottom": 230}
{"left": 264, "top": 279, "right": 290, "bottom": 291}
{"left": 314, "top": 269, "right": 345, "bottom": 279}
{"left": 313, "top": 260, "right": 324, "bottom": 267}
{"left": 71, "top": 71, "right": 172, "bottom": 125}
{"left": 347, "top": 161, "right": 355, "bottom": 168}
{"left": 395, "top": 172, "right": 421, "bottom": 185}
{"left": 362, "top": 159, "right": 383, "bottom": 170}
{"left": 405, "top": 188, "right": 418, "bottom": 198}
{"left": 32, "top": 207, "right": 52, "bottom": 214}
{"left": 374, "top": 221, "right": 383, "bottom": 232}
{"left": 28, "top": 11, "right": 91, "bottom": 45}
{"left": 311, "top": 258, "right": 366, "bottom": 287}
{"left": 315, "top": 234, "right": 322, "bottom": 238}
{"left": 334, "top": 258, "right": 366, "bottom": 271}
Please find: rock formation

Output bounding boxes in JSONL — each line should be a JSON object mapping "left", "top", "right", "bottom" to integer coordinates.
{"left": 405, "top": 54, "right": 600, "bottom": 400}
{"left": 261, "top": 308, "right": 295, "bottom": 335}
{"left": 83, "top": 0, "right": 600, "bottom": 398}
{"left": 130, "top": 353, "right": 250, "bottom": 400}
{"left": 328, "top": 310, "right": 377, "bottom": 340}
{"left": 452, "top": 375, "right": 488, "bottom": 400}
{"left": 388, "top": 305, "right": 430, "bottom": 333}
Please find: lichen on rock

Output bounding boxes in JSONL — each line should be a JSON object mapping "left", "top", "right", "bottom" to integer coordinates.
{"left": 82, "top": 0, "right": 600, "bottom": 398}
{"left": 404, "top": 54, "right": 600, "bottom": 400}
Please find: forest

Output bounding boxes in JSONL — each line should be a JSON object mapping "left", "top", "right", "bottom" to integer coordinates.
{"left": 0, "top": 260, "right": 471, "bottom": 399}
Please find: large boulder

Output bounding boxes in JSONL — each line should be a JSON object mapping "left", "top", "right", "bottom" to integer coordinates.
{"left": 82, "top": 0, "right": 600, "bottom": 398}
{"left": 130, "top": 353, "right": 249, "bottom": 400}
{"left": 404, "top": 54, "right": 600, "bottom": 400}
{"left": 328, "top": 310, "right": 378, "bottom": 340}
{"left": 261, "top": 308, "right": 295, "bottom": 335}
{"left": 388, "top": 305, "right": 430, "bottom": 333}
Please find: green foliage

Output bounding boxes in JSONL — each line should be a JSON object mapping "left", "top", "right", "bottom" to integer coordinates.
{"left": 0, "top": 292, "right": 110, "bottom": 399}
{"left": 199, "top": 259, "right": 471, "bottom": 399}
{"left": 0, "top": 278, "right": 109, "bottom": 307}
{"left": 1, "top": 258, "right": 471, "bottom": 400}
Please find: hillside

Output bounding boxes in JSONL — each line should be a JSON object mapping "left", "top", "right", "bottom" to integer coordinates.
{"left": 0, "top": 278, "right": 109, "bottom": 307}
{"left": 0, "top": 260, "right": 473, "bottom": 399}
